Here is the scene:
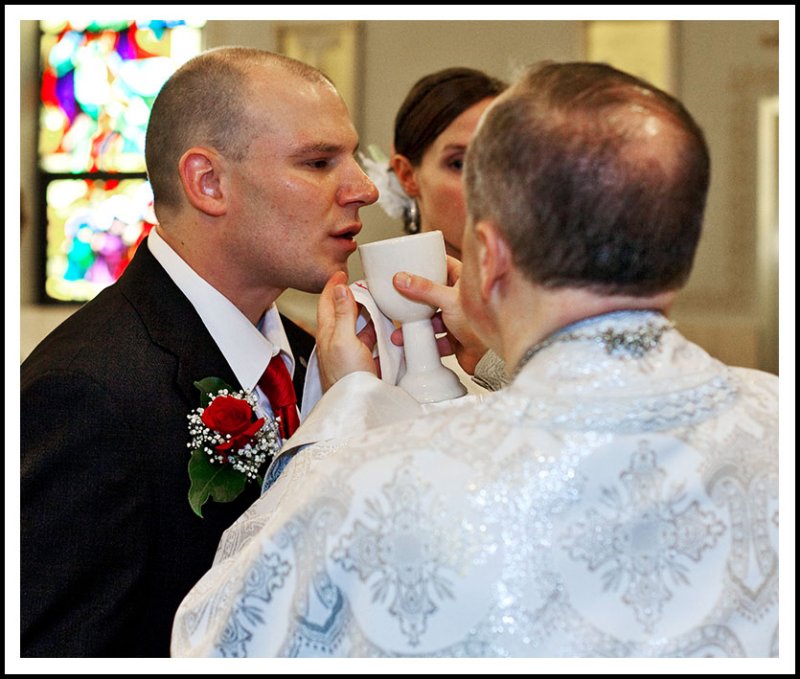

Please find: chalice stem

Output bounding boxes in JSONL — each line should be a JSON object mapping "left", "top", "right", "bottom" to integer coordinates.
{"left": 401, "top": 319, "right": 443, "bottom": 373}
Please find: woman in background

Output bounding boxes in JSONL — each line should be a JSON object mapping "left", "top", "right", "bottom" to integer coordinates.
{"left": 363, "top": 66, "right": 507, "bottom": 258}
{"left": 357, "top": 67, "right": 509, "bottom": 395}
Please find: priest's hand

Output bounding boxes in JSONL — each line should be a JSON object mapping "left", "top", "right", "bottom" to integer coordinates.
{"left": 390, "top": 256, "right": 487, "bottom": 375}
{"left": 316, "top": 271, "right": 380, "bottom": 392}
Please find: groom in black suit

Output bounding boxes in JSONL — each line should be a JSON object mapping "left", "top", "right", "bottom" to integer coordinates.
{"left": 20, "top": 47, "right": 378, "bottom": 657}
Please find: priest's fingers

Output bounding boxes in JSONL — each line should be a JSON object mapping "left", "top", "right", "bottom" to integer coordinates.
{"left": 435, "top": 334, "right": 454, "bottom": 358}
{"left": 445, "top": 255, "right": 463, "bottom": 286}
{"left": 392, "top": 270, "right": 455, "bottom": 311}
{"left": 355, "top": 312, "right": 381, "bottom": 378}
{"left": 431, "top": 312, "right": 448, "bottom": 335}
{"left": 316, "top": 271, "right": 349, "bottom": 339}
{"left": 356, "top": 317, "right": 378, "bottom": 352}
{"left": 392, "top": 268, "right": 486, "bottom": 366}
{"left": 390, "top": 319, "right": 453, "bottom": 359}
{"left": 317, "top": 273, "right": 378, "bottom": 391}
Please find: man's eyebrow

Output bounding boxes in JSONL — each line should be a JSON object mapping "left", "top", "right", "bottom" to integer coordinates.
{"left": 291, "top": 142, "right": 348, "bottom": 156}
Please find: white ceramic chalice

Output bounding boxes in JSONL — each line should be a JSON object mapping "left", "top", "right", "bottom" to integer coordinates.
{"left": 358, "top": 230, "right": 468, "bottom": 403}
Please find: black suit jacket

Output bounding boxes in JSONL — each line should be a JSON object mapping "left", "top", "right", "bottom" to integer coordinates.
{"left": 20, "top": 243, "right": 315, "bottom": 657}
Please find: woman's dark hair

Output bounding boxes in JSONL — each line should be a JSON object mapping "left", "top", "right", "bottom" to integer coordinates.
{"left": 393, "top": 67, "right": 507, "bottom": 166}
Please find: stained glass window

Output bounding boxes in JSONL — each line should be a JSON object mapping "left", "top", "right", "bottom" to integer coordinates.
{"left": 37, "top": 19, "right": 206, "bottom": 302}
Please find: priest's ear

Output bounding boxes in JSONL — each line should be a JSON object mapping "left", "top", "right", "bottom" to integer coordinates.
{"left": 473, "top": 219, "right": 513, "bottom": 302}
{"left": 178, "top": 147, "right": 228, "bottom": 217}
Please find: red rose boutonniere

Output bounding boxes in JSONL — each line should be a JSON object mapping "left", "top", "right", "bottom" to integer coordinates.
{"left": 186, "top": 377, "right": 281, "bottom": 517}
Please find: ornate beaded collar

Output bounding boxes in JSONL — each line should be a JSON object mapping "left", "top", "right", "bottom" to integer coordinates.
{"left": 510, "top": 310, "right": 675, "bottom": 381}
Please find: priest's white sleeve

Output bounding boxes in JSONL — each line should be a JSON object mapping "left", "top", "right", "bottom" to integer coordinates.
{"left": 280, "top": 371, "right": 423, "bottom": 455}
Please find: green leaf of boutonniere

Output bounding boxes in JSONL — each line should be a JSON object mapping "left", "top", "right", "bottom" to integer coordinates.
{"left": 194, "top": 377, "right": 232, "bottom": 407}
{"left": 187, "top": 448, "right": 248, "bottom": 517}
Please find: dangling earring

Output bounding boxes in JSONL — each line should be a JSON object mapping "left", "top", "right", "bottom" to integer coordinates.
{"left": 403, "top": 200, "right": 421, "bottom": 234}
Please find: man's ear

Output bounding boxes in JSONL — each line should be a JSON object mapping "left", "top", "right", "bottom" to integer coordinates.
{"left": 475, "top": 220, "right": 512, "bottom": 302}
{"left": 178, "top": 147, "right": 227, "bottom": 217}
{"left": 390, "top": 153, "right": 419, "bottom": 198}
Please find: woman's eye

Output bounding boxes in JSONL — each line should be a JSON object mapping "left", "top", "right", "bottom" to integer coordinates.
{"left": 447, "top": 158, "right": 464, "bottom": 171}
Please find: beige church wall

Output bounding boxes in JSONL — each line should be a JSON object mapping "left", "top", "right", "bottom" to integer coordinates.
{"left": 18, "top": 19, "right": 782, "bottom": 375}
{"left": 669, "top": 20, "right": 779, "bottom": 374}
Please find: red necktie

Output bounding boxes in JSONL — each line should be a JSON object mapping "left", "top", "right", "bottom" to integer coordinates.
{"left": 258, "top": 354, "right": 300, "bottom": 440}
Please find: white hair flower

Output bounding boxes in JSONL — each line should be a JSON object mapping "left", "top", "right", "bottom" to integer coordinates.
{"left": 359, "top": 144, "right": 413, "bottom": 220}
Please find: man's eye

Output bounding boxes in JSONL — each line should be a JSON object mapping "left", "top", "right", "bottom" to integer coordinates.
{"left": 308, "top": 159, "right": 329, "bottom": 169}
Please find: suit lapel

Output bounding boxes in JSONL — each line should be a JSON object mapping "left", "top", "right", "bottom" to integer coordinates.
{"left": 116, "top": 243, "right": 240, "bottom": 404}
